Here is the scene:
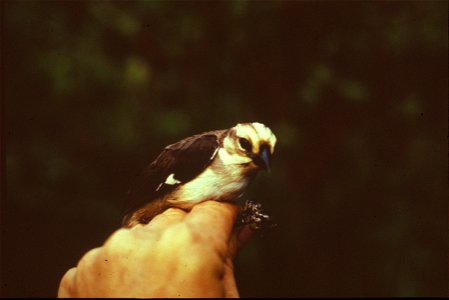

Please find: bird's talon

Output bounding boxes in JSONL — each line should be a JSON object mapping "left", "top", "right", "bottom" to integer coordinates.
{"left": 239, "top": 200, "right": 276, "bottom": 230}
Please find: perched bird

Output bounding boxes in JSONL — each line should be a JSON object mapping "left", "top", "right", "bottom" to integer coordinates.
{"left": 122, "top": 122, "right": 277, "bottom": 228}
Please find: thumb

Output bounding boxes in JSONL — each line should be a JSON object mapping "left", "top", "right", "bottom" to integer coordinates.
{"left": 228, "top": 225, "right": 255, "bottom": 258}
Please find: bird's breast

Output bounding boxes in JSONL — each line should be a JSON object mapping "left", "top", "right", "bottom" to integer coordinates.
{"left": 165, "top": 163, "right": 253, "bottom": 209}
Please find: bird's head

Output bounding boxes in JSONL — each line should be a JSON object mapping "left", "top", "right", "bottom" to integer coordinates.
{"left": 222, "top": 122, "right": 277, "bottom": 171}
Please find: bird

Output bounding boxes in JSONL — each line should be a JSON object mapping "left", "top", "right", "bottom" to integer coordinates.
{"left": 122, "top": 122, "right": 277, "bottom": 228}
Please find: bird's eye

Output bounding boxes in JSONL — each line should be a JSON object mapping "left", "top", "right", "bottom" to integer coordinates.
{"left": 239, "top": 138, "right": 252, "bottom": 152}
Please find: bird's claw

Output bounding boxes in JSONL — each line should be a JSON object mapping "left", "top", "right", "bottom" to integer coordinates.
{"left": 239, "top": 200, "right": 276, "bottom": 230}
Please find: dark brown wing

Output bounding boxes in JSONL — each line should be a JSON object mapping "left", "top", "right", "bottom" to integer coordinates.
{"left": 122, "top": 130, "right": 227, "bottom": 224}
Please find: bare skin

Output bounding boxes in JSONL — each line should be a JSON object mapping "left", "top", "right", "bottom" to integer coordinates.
{"left": 58, "top": 201, "right": 253, "bottom": 298}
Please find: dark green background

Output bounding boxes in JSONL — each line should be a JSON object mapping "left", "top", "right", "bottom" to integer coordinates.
{"left": 2, "top": 1, "right": 448, "bottom": 297}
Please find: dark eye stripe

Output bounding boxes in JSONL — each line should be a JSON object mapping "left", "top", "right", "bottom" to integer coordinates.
{"left": 239, "top": 138, "right": 252, "bottom": 152}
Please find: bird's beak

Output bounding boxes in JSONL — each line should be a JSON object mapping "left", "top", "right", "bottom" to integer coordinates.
{"left": 254, "top": 147, "right": 272, "bottom": 172}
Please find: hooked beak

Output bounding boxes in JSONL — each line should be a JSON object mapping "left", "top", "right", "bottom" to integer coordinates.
{"left": 253, "top": 146, "right": 272, "bottom": 172}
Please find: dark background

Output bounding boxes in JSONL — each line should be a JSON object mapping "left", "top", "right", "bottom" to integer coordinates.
{"left": 2, "top": 1, "right": 448, "bottom": 297}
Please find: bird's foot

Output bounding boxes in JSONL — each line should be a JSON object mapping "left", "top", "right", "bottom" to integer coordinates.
{"left": 239, "top": 200, "right": 276, "bottom": 230}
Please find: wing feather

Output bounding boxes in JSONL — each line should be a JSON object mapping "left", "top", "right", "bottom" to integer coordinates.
{"left": 122, "top": 130, "right": 226, "bottom": 221}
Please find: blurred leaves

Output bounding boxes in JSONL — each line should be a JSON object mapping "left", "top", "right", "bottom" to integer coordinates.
{"left": 90, "top": 2, "right": 141, "bottom": 37}
{"left": 338, "top": 79, "right": 367, "bottom": 102}
{"left": 300, "top": 64, "right": 333, "bottom": 105}
{"left": 123, "top": 56, "right": 151, "bottom": 89}
{"left": 153, "top": 110, "right": 192, "bottom": 137}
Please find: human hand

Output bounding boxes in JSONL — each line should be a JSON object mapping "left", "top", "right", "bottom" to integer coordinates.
{"left": 58, "top": 201, "right": 253, "bottom": 298}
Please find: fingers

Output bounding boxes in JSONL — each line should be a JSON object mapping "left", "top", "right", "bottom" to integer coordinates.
{"left": 184, "top": 201, "right": 254, "bottom": 259}
{"left": 227, "top": 224, "right": 255, "bottom": 258}
{"left": 235, "top": 225, "right": 254, "bottom": 249}
{"left": 58, "top": 267, "right": 77, "bottom": 298}
{"left": 222, "top": 257, "right": 240, "bottom": 298}
{"left": 186, "top": 201, "right": 239, "bottom": 243}
{"left": 138, "top": 207, "right": 187, "bottom": 233}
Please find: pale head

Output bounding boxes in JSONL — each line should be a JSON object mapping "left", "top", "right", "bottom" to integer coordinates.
{"left": 221, "top": 122, "right": 277, "bottom": 170}
{"left": 234, "top": 122, "right": 277, "bottom": 155}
